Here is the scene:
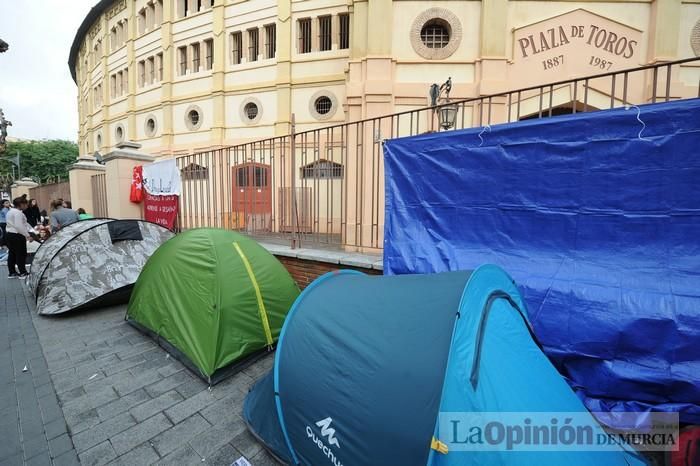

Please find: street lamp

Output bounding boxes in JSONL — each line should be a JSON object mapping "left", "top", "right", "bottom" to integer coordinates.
{"left": 429, "top": 77, "right": 458, "bottom": 130}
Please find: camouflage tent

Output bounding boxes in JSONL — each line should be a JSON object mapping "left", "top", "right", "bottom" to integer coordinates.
{"left": 29, "top": 219, "right": 174, "bottom": 315}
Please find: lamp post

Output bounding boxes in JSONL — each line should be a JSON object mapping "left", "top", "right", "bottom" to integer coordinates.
{"left": 429, "top": 77, "right": 458, "bottom": 131}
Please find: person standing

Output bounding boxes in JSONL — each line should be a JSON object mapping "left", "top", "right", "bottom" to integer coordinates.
{"left": 0, "top": 199, "right": 9, "bottom": 247}
{"left": 50, "top": 199, "right": 79, "bottom": 232}
{"left": 6, "top": 197, "right": 32, "bottom": 279}
{"left": 23, "top": 198, "right": 41, "bottom": 227}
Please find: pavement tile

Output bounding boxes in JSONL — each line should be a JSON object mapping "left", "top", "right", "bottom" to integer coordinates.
{"left": 200, "top": 390, "right": 246, "bottom": 426}
{"left": 0, "top": 452, "right": 22, "bottom": 466}
{"left": 77, "top": 440, "right": 118, "bottom": 466}
{"left": 129, "top": 390, "right": 184, "bottom": 422}
{"left": 103, "top": 354, "right": 147, "bottom": 377}
{"left": 63, "top": 385, "right": 118, "bottom": 412}
{"left": 44, "top": 418, "right": 68, "bottom": 441}
{"left": 151, "top": 412, "right": 211, "bottom": 457}
{"left": 71, "top": 412, "right": 136, "bottom": 453}
{"left": 205, "top": 443, "right": 239, "bottom": 466}
{"left": 174, "top": 377, "right": 208, "bottom": 399}
{"left": 250, "top": 449, "right": 280, "bottom": 466}
{"left": 230, "top": 430, "right": 263, "bottom": 459}
{"left": 109, "top": 412, "right": 173, "bottom": 456}
{"left": 153, "top": 444, "right": 202, "bottom": 466}
{"left": 96, "top": 388, "right": 151, "bottom": 422}
{"left": 52, "top": 449, "right": 81, "bottom": 466}
{"left": 25, "top": 450, "right": 51, "bottom": 466}
{"left": 35, "top": 382, "right": 54, "bottom": 399}
{"left": 189, "top": 419, "right": 247, "bottom": 459}
{"left": 144, "top": 369, "right": 192, "bottom": 398}
{"left": 114, "top": 341, "right": 157, "bottom": 361}
{"left": 157, "top": 361, "right": 183, "bottom": 378}
{"left": 108, "top": 442, "right": 159, "bottom": 466}
{"left": 48, "top": 433, "right": 74, "bottom": 459}
{"left": 21, "top": 435, "right": 49, "bottom": 462}
{"left": 111, "top": 369, "right": 164, "bottom": 397}
{"left": 164, "top": 388, "right": 217, "bottom": 424}
{"left": 211, "top": 372, "right": 254, "bottom": 400}
{"left": 57, "top": 386, "right": 86, "bottom": 403}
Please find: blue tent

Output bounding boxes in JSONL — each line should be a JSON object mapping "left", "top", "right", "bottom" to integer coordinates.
{"left": 244, "top": 266, "right": 646, "bottom": 465}
{"left": 383, "top": 99, "right": 700, "bottom": 425}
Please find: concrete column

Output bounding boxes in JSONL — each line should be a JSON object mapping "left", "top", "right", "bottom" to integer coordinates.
{"left": 161, "top": 0, "right": 174, "bottom": 152}
{"left": 332, "top": 14, "right": 340, "bottom": 50}
{"left": 366, "top": 0, "right": 391, "bottom": 56}
{"left": 258, "top": 26, "right": 265, "bottom": 60}
{"left": 100, "top": 13, "right": 110, "bottom": 153}
{"left": 155, "top": 1, "right": 163, "bottom": 24}
{"left": 68, "top": 159, "right": 105, "bottom": 214}
{"left": 10, "top": 179, "right": 39, "bottom": 200}
{"left": 145, "top": 3, "right": 153, "bottom": 32}
{"left": 478, "top": 0, "right": 509, "bottom": 106}
{"left": 241, "top": 28, "right": 249, "bottom": 63}
{"left": 275, "top": 0, "right": 292, "bottom": 135}
{"left": 648, "top": 0, "right": 681, "bottom": 62}
{"left": 211, "top": 0, "right": 226, "bottom": 145}
{"left": 126, "top": 2, "right": 137, "bottom": 143}
{"left": 103, "top": 142, "right": 155, "bottom": 219}
{"left": 311, "top": 16, "right": 319, "bottom": 52}
{"left": 645, "top": 0, "right": 682, "bottom": 101}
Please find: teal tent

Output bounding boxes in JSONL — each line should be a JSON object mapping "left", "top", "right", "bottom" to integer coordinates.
{"left": 243, "top": 265, "right": 647, "bottom": 465}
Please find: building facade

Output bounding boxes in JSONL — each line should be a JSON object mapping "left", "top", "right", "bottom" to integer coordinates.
{"left": 70, "top": 0, "right": 700, "bottom": 158}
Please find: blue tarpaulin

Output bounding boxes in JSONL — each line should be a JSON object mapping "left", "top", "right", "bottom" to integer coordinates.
{"left": 383, "top": 99, "right": 700, "bottom": 425}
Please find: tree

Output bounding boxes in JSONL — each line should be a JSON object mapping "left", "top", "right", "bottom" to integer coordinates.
{"left": 0, "top": 140, "right": 78, "bottom": 185}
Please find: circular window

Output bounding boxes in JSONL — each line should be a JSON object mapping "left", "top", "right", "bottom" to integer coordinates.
{"left": 421, "top": 20, "right": 450, "bottom": 49}
{"left": 239, "top": 97, "right": 263, "bottom": 125}
{"left": 188, "top": 110, "right": 199, "bottom": 126}
{"left": 144, "top": 115, "right": 158, "bottom": 137}
{"left": 244, "top": 102, "right": 259, "bottom": 120}
{"left": 184, "top": 105, "right": 204, "bottom": 130}
{"left": 411, "top": 9, "right": 462, "bottom": 60}
{"left": 115, "top": 124, "right": 124, "bottom": 142}
{"left": 314, "top": 96, "right": 332, "bottom": 115}
{"left": 309, "top": 91, "right": 338, "bottom": 121}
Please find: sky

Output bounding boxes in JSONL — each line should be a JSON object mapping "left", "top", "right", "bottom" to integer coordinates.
{"left": 0, "top": 0, "right": 96, "bottom": 142}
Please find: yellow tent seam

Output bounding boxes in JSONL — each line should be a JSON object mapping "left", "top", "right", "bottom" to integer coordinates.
{"left": 232, "top": 241, "right": 274, "bottom": 347}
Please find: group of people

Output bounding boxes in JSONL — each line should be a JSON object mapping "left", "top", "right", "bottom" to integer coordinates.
{"left": 0, "top": 195, "right": 93, "bottom": 279}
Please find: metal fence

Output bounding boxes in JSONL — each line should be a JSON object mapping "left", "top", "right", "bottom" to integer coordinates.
{"left": 91, "top": 173, "right": 108, "bottom": 217}
{"left": 29, "top": 181, "right": 71, "bottom": 212}
{"left": 175, "top": 57, "right": 700, "bottom": 252}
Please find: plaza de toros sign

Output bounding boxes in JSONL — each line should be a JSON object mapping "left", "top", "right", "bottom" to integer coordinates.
{"left": 511, "top": 9, "right": 642, "bottom": 85}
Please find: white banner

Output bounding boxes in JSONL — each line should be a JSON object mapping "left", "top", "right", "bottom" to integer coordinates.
{"left": 143, "top": 158, "right": 181, "bottom": 195}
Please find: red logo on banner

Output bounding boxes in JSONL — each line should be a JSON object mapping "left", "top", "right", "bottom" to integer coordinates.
{"left": 144, "top": 192, "right": 178, "bottom": 230}
{"left": 130, "top": 165, "right": 144, "bottom": 203}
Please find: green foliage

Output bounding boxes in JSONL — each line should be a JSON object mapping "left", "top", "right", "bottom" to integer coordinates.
{"left": 0, "top": 140, "right": 78, "bottom": 184}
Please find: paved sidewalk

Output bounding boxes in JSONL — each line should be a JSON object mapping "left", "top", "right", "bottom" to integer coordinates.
{"left": 33, "top": 302, "right": 277, "bottom": 466}
{"left": 2, "top": 272, "right": 277, "bottom": 465}
{"left": 1, "top": 274, "right": 80, "bottom": 466}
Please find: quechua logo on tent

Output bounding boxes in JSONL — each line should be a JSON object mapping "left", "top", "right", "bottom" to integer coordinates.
{"left": 306, "top": 417, "right": 342, "bottom": 465}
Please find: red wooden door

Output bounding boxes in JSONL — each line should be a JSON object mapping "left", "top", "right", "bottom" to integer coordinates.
{"left": 231, "top": 163, "right": 272, "bottom": 229}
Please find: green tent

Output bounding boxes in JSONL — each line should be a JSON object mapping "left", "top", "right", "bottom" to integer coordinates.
{"left": 126, "top": 229, "right": 300, "bottom": 383}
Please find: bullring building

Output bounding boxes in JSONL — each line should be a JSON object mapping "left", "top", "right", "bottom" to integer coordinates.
{"left": 69, "top": 0, "right": 700, "bottom": 157}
